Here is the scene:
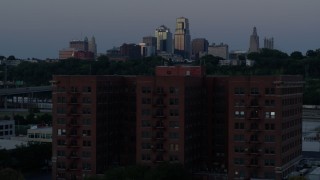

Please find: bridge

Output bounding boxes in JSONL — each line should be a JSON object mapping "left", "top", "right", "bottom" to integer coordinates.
{"left": 0, "top": 86, "right": 52, "bottom": 96}
{"left": 0, "top": 86, "right": 52, "bottom": 109}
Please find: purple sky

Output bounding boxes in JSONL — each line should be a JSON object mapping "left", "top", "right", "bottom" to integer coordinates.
{"left": 0, "top": 0, "right": 319, "bottom": 59}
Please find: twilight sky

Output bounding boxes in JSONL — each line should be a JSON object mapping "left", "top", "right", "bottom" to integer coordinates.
{"left": 0, "top": 0, "right": 319, "bottom": 59}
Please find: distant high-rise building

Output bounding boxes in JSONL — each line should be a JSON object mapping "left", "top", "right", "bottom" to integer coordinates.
{"left": 264, "top": 37, "right": 274, "bottom": 49}
{"left": 69, "top": 37, "right": 88, "bottom": 52}
{"left": 155, "top": 25, "right": 173, "bottom": 54}
{"left": 60, "top": 36, "right": 95, "bottom": 60}
{"left": 88, "top": 36, "right": 97, "bottom": 57}
{"left": 249, "top": 27, "right": 259, "bottom": 53}
{"left": 174, "top": 17, "right": 191, "bottom": 58}
{"left": 191, "top": 38, "right": 208, "bottom": 60}
{"left": 207, "top": 43, "right": 229, "bottom": 59}
{"left": 141, "top": 36, "right": 156, "bottom": 56}
{"left": 143, "top": 36, "right": 157, "bottom": 49}
{"left": 120, "top": 43, "right": 141, "bottom": 60}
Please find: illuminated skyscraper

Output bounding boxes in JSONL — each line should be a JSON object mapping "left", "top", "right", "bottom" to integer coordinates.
{"left": 249, "top": 27, "right": 260, "bottom": 53}
{"left": 155, "top": 25, "right": 173, "bottom": 53}
{"left": 174, "top": 17, "right": 191, "bottom": 58}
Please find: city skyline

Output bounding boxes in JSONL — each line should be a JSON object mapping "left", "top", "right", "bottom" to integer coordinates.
{"left": 0, "top": 0, "right": 319, "bottom": 59}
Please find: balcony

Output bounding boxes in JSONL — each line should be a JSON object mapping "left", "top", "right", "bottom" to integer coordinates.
{"left": 153, "top": 103, "right": 166, "bottom": 107}
{"left": 153, "top": 114, "right": 166, "bottom": 118}
{"left": 246, "top": 140, "right": 261, "bottom": 144}
{"left": 153, "top": 126, "right": 165, "bottom": 130}
{"left": 248, "top": 116, "right": 260, "bottom": 120}
{"left": 247, "top": 128, "right": 261, "bottom": 132}
{"left": 246, "top": 164, "right": 260, "bottom": 168}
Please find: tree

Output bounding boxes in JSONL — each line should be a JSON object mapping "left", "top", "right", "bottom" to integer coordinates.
{"left": 290, "top": 51, "right": 304, "bottom": 59}
{"left": 7, "top": 55, "right": 16, "bottom": 60}
{"left": 306, "top": 50, "right": 317, "bottom": 57}
{"left": 0, "top": 168, "right": 24, "bottom": 180}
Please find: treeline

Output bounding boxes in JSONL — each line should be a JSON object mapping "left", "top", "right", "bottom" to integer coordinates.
{"left": 1, "top": 49, "right": 320, "bottom": 104}
{"left": 85, "top": 163, "right": 191, "bottom": 180}
{"left": 0, "top": 143, "right": 51, "bottom": 172}
{"left": 2, "top": 56, "right": 163, "bottom": 86}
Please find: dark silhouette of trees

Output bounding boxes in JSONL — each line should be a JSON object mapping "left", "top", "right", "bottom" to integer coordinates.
{"left": 290, "top": 51, "right": 304, "bottom": 59}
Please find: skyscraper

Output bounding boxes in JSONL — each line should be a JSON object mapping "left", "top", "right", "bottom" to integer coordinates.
{"left": 155, "top": 25, "right": 173, "bottom": 53}
{"left": 88, "top": 36, "right": 97, "bottom": 57}
{"left": 264, "top": 37, "right": 274, "bottom": 49}
{"left": 249, "top": 27, "right": 260, "bottom": 53}
{"left": 191, "top": 38, "right": 209, "bottom": 60}
{"left": 174, "top": 17, "right": 191, "bottom": 58}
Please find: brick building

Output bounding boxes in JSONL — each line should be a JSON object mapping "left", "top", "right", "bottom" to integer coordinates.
{"left": 52, "top": 66, "right": 303, "bottom": 180}
{"left": 52, "top": 76, "right": 136, "bottom": 179}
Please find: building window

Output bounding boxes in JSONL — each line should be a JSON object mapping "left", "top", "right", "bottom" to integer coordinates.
{"left": 234, "top": 146, "right": 245, "bottom": 153}
{"left": 142, "top": 98, "right": 151, "bottom": 104}
{"left": 57, "top": 129, "right": 66, "bottom": 136}
{"left": 169, "top": 155, "right": 179, "bottom": 162}
{"left": 142, "top": 131, "right": 151, "bottom": 139}
{"left": 169, "top": 132, "right": 179, "bottom": 139}
{"left": 250, "top": 134, "right": 258, "bottom": 141}
{"left": 82, "top": 108, "right": 91, "bottom": 114}
{"left": 142, "top": 154, "right": 151, "bottom": 161}
{"left": 57, "top": 139, "right": 66, "bottom": 146}
{"left": 83, "top": 140, "right": 91, "bottom": 147}
{"left": 265, "top": 88, "right": 275, "bottom": 95}
{"left": 82, "top": 151, "right": 91, "bottom": 158}
{"left": 169, "top": 121, "right": 179, "bottom": 128}
{"left": 57, "top": 150, "right": 65, "bottom": 157}
{"left": 234, "top": 111, "right": 245, "bottom": 118}
{"left": 142, "top": 109, "right": 151, "bottom": 116}
{"left": 234, "top": 99, "right": 245, "bottom": 106}
{"left": 57, "top": 161, "right": 66, "bottom": 169}
{"left": 265, "top": 123, "right": 275, "bottom": 130}
{"left": 71, "top": 86, "right": 78, "bottom": 92}
{"left": 57, "top": 97, "right": 66, "bottom": 103}
{"left": 169, "top": 87, "right": 179, "bottom": 94}
{"left": 265, "top": 112, "right": 276, "bottom": 119}
{"left": 82, "top": 130, "right": 91, "bottom": 136}
{"left": 250, "top": 87, "right": 259, "bottom": 95}
{"left": 83, "top": 86, "right": 91, "bottom": 93}
{"left": 82, "top": 97, "right": 91, "bottom": 104}
{"left": 141, "top": 120, "right": 151, "bottom": 127}
{"left": 141, "top": 143, "right": 151, "bottom": 150}
{"left": 265, "top": 147, "right": 275, "bottom": 154}
{"left": 169, "top": 109, "right": 179, "bottom": 116}
{"left": 170, "top": 144, "right": 179, "bottom": 151}
{"left": 82, "top": 162, "right": 91, "bottom": 170}
{"left": 234, "top": 87, "right": 245, "bottom": 95}
{"left": 265, "top": 135, "right": 275, "bottom": 142}
{"left": 234, "top": 158, "right": 244, "bottom": 165}
{"left": 82, "top": 118, "right": 91, "bottom": 125}
{"left": 57, "top": 107, "right": 65, "bottom": 114}
{"left": 169, "top": 98, "right": 179, "bottom": 105}
{"left": 141, "top": 87, "right": 151, "bottom": 94}
{"left": 234, "top": 122, "right": 245, "bottom": 129}
{"left": 57, "top": 118, "right": 65, "bottom": 125}
{"left": 264, "top": 159, "right": 275, "bottom": 166}
{"left": 234, "top": 135, "right": 245, "bottom": 141}
{"left": 265, "top": 99, "right": 275, "bottom": 106}
{"left": 156, "top": 87, "right": 164, "bottom": 94}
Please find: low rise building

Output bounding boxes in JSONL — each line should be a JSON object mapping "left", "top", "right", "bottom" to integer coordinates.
{"left": 0, "top": 120, "right": 15, "bottom": 139}
{"left": 27, "top": 126, "right": 52, "bottom": 143}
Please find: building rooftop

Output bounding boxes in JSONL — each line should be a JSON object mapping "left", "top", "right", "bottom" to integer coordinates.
{"left": 0, "top": 139, "right": 28, "bottom": 150}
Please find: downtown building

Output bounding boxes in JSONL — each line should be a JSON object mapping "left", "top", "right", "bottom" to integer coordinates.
{"left": 52, "top": 66, "right": 303, "bottom": 180}
{"left": 174, "top": 17, "right": 191, "bottom": 59}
